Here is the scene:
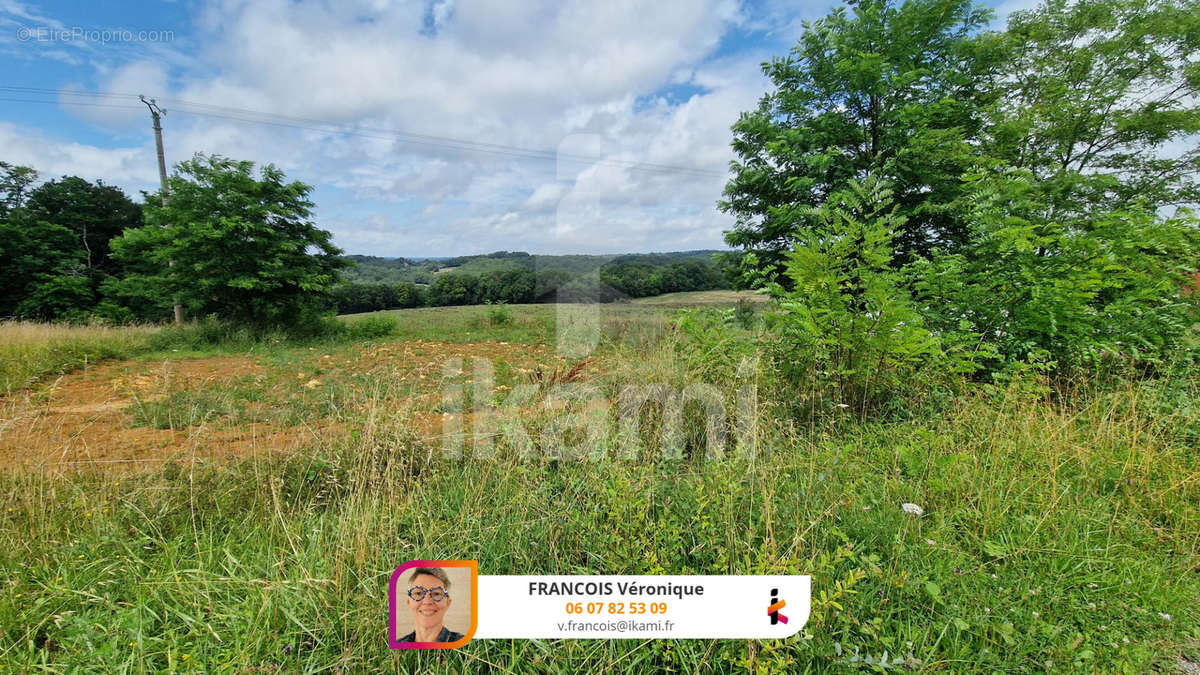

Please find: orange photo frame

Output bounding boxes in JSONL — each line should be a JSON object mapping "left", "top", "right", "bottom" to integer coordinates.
{"left": 388, "top": 560, "right": 478, "bottom": 649}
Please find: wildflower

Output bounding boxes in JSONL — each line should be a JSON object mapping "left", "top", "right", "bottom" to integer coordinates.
{"left": 1088, "top": 602, "right": 1096, "bottom": 610}
{"left": 1032, "top": 611, "right": 1039, "bottom": 618}
{"left": 924, "top": 539, "right": 936, "bottom": 546}
{"left": 901, "top": 503, "right": 924, "bottom": 516}
{"left": 1158, "top": 612, "right": 1172, "bottom": 622}
{"left": 182, "top": 654, "right": 189, "bottom": 660}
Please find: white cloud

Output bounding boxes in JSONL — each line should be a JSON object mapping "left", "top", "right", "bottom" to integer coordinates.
{"left": 10, "top": 0, "right": 797, "bottom": 255}
{"left": 0, "top": 122, "right": 158, "bottom": 190}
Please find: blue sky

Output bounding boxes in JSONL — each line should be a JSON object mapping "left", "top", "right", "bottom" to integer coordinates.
{"left": 0, "top": 0, "right": 1029, "bottom": 257}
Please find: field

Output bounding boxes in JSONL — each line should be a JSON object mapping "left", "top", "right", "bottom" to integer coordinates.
{"left": 1, "top": 296, "right": 1197, "bottom": 672}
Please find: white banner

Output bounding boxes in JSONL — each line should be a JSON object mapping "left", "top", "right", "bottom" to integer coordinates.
{"left": 473, "top": 575, "right": 810, "bottom": 639}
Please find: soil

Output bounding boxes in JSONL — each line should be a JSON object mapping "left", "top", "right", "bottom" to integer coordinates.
{"left": 0, "top": 340, "right": 568, "bottom": 474}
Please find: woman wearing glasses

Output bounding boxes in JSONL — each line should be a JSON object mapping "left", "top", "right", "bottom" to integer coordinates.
{"left": 400, "top": 567, "right": 466, "bottom": 643}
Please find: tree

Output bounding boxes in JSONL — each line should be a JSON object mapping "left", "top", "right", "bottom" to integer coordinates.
{"left": 24, "top": 176, "right": 143, "bottom": 274}
{"left": 108, "top": 154, "right": 347, "bottom": 327}
{"left": 0, "top": 213, "right": 89, "bottom": 319}
{"left": 986, "top": 0, "right": 1200, "bottom": 216}
{"left": 0, "top": 164, "right": 110, "bottom": 319}
{"left": 0, "top": 161, "right": 37, "bottom": 217}
{"left": 766, "top": 178, "right": 978, "bottom": 413}
{"left": 720, "top": 0, "right": 1000, "bottom": 282}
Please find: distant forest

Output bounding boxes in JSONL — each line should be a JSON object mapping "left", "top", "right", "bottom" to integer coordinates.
{"left": 332, "top": 250, "right": 731, "bottom": 313}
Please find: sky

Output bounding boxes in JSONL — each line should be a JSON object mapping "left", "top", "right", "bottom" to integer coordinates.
{"left": 0, "top": 0, "right": 1031, "bottom": 258}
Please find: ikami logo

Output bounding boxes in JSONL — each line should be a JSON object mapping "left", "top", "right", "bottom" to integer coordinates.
{"left": 768, "top": 588, "right": 788, "bottom": 625}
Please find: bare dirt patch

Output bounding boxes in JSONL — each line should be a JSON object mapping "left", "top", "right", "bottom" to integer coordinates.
{"left": 0, "top": 356, "right": 284, "bottom": 474}
{"left": 0, "top": 341, "right": 569, "bottom": 474}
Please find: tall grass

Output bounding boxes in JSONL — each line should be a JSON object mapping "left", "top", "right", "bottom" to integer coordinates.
{"left": 1, "top": 334, "right": 1197, "bottom": 672}
{"left": 0, "top": 322, "right": 159, "bottom": 395}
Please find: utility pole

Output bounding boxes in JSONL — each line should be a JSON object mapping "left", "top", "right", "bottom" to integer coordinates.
{"left": 140, "top": 95, "right": 183, "bottom": 324}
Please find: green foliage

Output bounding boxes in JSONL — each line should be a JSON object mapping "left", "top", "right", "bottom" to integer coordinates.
{"left": 988, "top": 0, "right": 1200, "bottom": 212}
{"left": 343, "top": 314, "right": 400, "bottom": 340}
{"left": 721, "top": 0, "right": 999, "bottom": 278}
{"left": 0, "top": 214, "right": 88, "bottom": 318}
{"left": 0, "top": 160, "right": 36, "bottom": 216}
{"left": 108, "top": 154, "right": 347, "bottom": 328}
{"left": 329, "top": 281, "right": 422, "bottom": 314}
{"left": 913, "top": 169, "right": 1200, "bottom": 373}
{"left": 485, "top": 300, "right": 513, "bottom": 326}
{"left": 0, "top": 167, "right": 145, "bottom": 320}
{"left": 765, "top": 179, "right": 981, "bottom": 414}
{"left": 599, "top": 260, "right": 728, "bottom": 298}
{"left": 23, "top": 175, "right": 145, "bottom": 274}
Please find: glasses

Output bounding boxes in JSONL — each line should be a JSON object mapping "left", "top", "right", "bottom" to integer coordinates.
{"left": 407, "top": 585, "right": 448, "bottom": 602}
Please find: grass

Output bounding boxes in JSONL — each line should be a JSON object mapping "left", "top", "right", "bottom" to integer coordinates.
{"left": 0, "top": 322, "right": 159, "bottom": 396}
{"left": 0, "top": 302, "right": 1197, "bottom": 672}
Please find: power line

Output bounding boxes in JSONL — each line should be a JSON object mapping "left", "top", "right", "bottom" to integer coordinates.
{"left": 0, "top": 85, "right": 728, "bottom": 178}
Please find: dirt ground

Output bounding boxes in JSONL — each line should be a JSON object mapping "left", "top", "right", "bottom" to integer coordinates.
{"left": 0, "top": 340, "right": 569, "bottom": 474}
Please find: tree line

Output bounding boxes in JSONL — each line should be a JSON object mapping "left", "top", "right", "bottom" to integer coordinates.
{"left": 0, "top": 156, "right": 730, "bottom": 323}
{"left": 330, "top": 259, "right": 728, "bottom": 314}
{"left": 1, "top": 155, "right": 348, "bottom": 328}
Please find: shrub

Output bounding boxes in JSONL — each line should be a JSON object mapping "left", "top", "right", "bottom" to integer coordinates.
{"left": 486, "top": 301, "right": 513, "bottom": 326}
{"left": 913, "top": 170, "right": 1200, "bottom": 376}
{"left": 344, "top": 314, "right": 399, "bottom": 340}
{"left": 764, "top": 179, "right": 981, "bottom": 417}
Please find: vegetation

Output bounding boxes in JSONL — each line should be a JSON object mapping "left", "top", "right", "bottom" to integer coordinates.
{"left": 722, "top": 0, "right": 1199, "bottom": 380}
{"left": 1, "top": 0, "right": 1198, "bottom": 671}
{"left": 331, "top": 250, "right": 732, "bottom": 314}
{"left": 0, "top": 302, "right": 1197, "bottom": 672}
{"left": 106, "top": 154, "right": 347, "bottom": 327}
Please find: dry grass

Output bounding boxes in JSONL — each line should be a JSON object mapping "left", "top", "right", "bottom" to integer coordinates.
{"left": 0, "top": 321, "right": 157, "bottom": 347}
{"left": 0, "top": 321, "right": 160, "bottom": 395}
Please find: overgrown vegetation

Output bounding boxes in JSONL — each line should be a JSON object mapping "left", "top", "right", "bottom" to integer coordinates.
{"left": 1, "top": 0, "right": 1198, "bottom": 670}
{"left": 0, "top": 303, "right": 1196, "bottom": 672}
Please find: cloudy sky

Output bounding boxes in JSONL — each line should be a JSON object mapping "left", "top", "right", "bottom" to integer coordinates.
{"left": 0, "top": 0, "right": 1025, "bottom": 257}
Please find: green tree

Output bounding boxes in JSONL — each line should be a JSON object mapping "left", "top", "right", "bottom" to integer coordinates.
{"left": 0, "top": 164, "right": 108, "bottom": 319}
{"left": 0, "top": 161, "right": 37, "bottom": 216}
{"left": 24, "top": 176, "right": 143, "bottom": 274}
{"left": 987, "top": 0, "right": 1200, "bottom": 216}
{"left": 0, "top": 213, "right": 90, "bottom": 319}
{"left": 108, "top": 154, "right": 346, "bottom": 327}
{"left": 720, "top": 0, "right": 999, "bottom": 282}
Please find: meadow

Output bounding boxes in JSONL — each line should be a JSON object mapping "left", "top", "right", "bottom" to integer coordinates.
{"left": 0, "top": 293, "right": 1197, "bottom": 673}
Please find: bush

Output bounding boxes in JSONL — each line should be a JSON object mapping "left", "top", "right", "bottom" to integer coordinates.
{"left": 765, "top": 179, "right": 981, "bottom": 417}
{"left": 913, "top": 170, "right": 1200, "bottom": 376}
{"left": 344, "top": 315, "right": 399, "bottom": 340}
{"left": 486, "top": 301, "right": 513, "bottom": 326}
